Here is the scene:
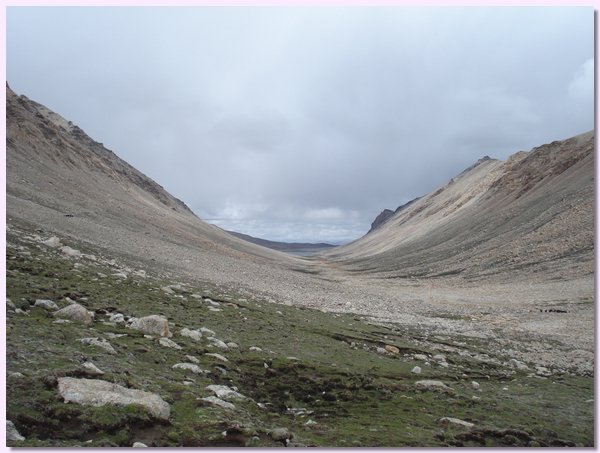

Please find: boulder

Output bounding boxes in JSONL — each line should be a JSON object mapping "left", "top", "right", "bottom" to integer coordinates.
{"left": 411, "top": 366, "right": 422, "bottom": 374}
{"left": 269, "top": 427, "right": 293, "bottom": 442}
{"left": 61, "top": 246, "right": 82, "bottom": 257}
{"left": 385, "top": 345, "right": 400, "bottom": 354}
{"left": 81, "top": 361, "right": 105, "bottom": 376}
{"left": 54, "top": 303, "right": 93, "bottom": 324}
{"left": 79, "top": 337, "right": 117, "bottom": 354}
{"left": 508, "top": 359, "right": 529, "bottom": 370}
{"left": 205, "top": 385, "right": 246, "bottom": 401}
{"left": 42, "top": 236, "right": 62, "bottom": 248}
{"left": 200, "top": 396, "right": 236, "bottom": 410}
{"left": 132, "top": 442, "right": 148, "bottom": 447}
{"left": 439, "top": 417, "right": 474, "bottom": 428}
{"left": 34, "top": 299, "right": 59, "bottom": 310}
{"left": 205, "top": 353, "right": 228, "bottom": 362}
{"left": 159, "top": 338, "right": 182, "bottom": 350}
{"left": 180, "top": 328, "right": 202, "bottom": 342}
{"left": 129, "top": 315, "right": 171, "bottom": 337}
{"left": 6, "top": 420, "right": 25, "bottom": 441}
{"left": 200, "top": 327, "right": 216, "bottom": 336}
{"left": 208, "top": 337, "right": 229, "bottom": 350}
{"left": 57, "top": 377, "right": 170, "bottom": 420}
{"left": 415, "top": 380, "right": 451, "bottom": 391}
{"left": 172, "top": 363, "right": 206, "bottom": 374}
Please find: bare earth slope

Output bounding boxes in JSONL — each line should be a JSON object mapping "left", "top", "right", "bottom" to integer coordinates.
{"left": 6, "top": 86, "right": 595, "bottom": 376}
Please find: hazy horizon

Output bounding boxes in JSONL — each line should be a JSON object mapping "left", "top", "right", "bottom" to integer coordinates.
{"left": 6, "top": 6, "right": 594, "bottom": 243}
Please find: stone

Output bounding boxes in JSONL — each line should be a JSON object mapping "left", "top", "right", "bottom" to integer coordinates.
{"left": 249, "top": 346, "right": 263, "bottom": 352}
{"left": 180, "top": 328, "right": 202, "bottom": 341}
{"left": 57, "top": 377, "right": 170, "bottom": 420}
{"left": 159, "top": 338, "right": 182, "bottom": 350}
{"left": 42, "top": 236, "right": 62, "bottom": 248}
{"left": 7, "top": 298, "right": 16, "bottom": 310}
{"left": 269, "top": 427, "right": 293, "bottom": 442}
{"left": 535, "top": 366, "right": 552, "bottom": 377}
{"left": 129, "top": 315, "right": 171, "bottom": 337}
{"left": 439, "top": 417, "right": 475, "bottom": 428}
{"left": 206, "top": 385, "right": 246, "bottom": 401}
{"left": 132, "top": 442, "right": 148, "bottom": 447}
{"left": 411, "top": 366, "right": 422, "bottom": 374}
{"left": 172, "top": 363, "right": 206, "bottom": 374}
{"left": 8, "top": 372, "right": 25, "bottom": 379}
{"left": 6, "top": 420, "right": 25, "bottom": 441}
{"left": 415, "top": 380, "right": 451, "bottom": 391}
{"left": 208, "top": 337, "right": 229, "bottom": 350}
{"left": 200, "top": 396, "right": 236, "bottom": 410}
{"left": 227, "top": 342, "right": 239, "bottom": 349}
{"left": 432, "top": 354, "right": 446, "bottom": 362}
{"left": 61, "top": 246, "right": 82, "bottom": 257}
{"left": 205, "top": 298, "right": 220, "bottom": 307}
{"left": 79, "top": 337, "right": 117, "bottom": 354}
{"left": 376, "top": 347, "right": 387, "bottom": 354}
{"left": 508, "top": 359, "right": 529, "bottom": 370}
{"left": 385, "top": 345, "right": 400, "bottom": 354}
{"left": 55, "top": 303, "right": 93, "bottom": 324}
{"left": 206, "top": 353, "right": 229, "bottom": 362}
{"left": 471, "top": 381, "right": 480, "bottom": 390}
{"left": 185, "top": 355, "right": 199, "bottom": 364}
{"left": 161, "top": 286, "right": 175, "bottom": 295}
{"left": 208, "top": 307, "right": 222, "bottom": 312}
{"left": 200, "top": 327, "right": 216, "bottom": 336}
{"left": 81, "top": 361, "right": 105, "bottom": 376}
{"left": 109, "top": 313, "right": 125, "bottom": 324}
{"left": 112, "top": 272, "right": 128, "bottom": 279}
{"left": 34, "top": 299, "right": 59, "bottom": 310}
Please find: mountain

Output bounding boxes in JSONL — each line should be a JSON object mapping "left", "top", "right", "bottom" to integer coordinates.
{"left": 324, "top": 131, "right": 594, "bottom": 284}
{"left": 367, "top": 197, "right": 421, "bottom": 234}
{"left": 224, "top": 230, "right": 335, "bottom": 254}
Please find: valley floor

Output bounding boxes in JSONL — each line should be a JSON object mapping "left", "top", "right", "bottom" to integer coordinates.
{"left": 5, "top": 222, "right": 594, "bottom": 447}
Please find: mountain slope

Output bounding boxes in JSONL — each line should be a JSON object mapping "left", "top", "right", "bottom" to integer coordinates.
{"left": 224, "top": 230, "right": 335, "bottom": 254}
{"left": 323, "top": 131, "right": 594, "bottom": 284}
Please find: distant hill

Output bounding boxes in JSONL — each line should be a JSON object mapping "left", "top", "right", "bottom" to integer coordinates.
{"left": 225, "top": 230, "right": 336, "bottom": 255}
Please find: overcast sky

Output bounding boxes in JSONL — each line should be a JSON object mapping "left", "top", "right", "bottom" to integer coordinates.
{"left": 6, "top": 6, "right": 594, "bottom": 243}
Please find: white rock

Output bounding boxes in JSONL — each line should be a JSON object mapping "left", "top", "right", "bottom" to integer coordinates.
{"left": 6, "top": 420, "right": 25, "bottom": 441}
{"left": 79, "top": 337, "right": 117, "bottom": 354}
{"left": 249, "top": 346, "right": 263, "bottom": 352}
{"left": 61, "top": 246, "right": 82, "bottom": 257}
{"left": 208, "top": 307, "right": 222, "bottom": 312}
{"left": 180, "top": 328, "right": 202, "bottom": 342}
{"left": 53, "top": 319, "right": 71, "bottom": 324}
{"left": 200, "top": 327, "right": 216, "bottom": 336}
{"left": 411, "top": 366, "right": 422, "bottom": 374}
{"left": 205, "top": 353, "right": 229, "bottom": 362}
{"left": 6, "top": 298, "right": 16, "bottom": 310}
{"left": 55, "top": 303, "right": 93, "bottom": 324}
{"left": 159, "top": 338, "right": 182, "bottom": 350}
{"left": 109, "top": 313, "right": 125, "bottom": 324}
{"left": 34, "top": 299, "right": 59, "bottom": 310}
{"left": 81, "top": 361, "right": 105, "bottom": 376}
{"left": 129, "top": 315, "right": 171, "bottom": 337}
{"left": 200, "top": 396, "right": 236, "bottom": 410}
{"left": 415, "top": 380, "right": 451, "bottom": 391}
{"left": 185, "top": 355, "right": 199, "bottom": 364}
{"left": 42, "top": 236, "right": 62, "bottom": 248}
{"left": 8, "top": 372, "right": 25, "bottom": 379}
{"left": 57, "top": 377, "right": 170, "bottom": 420}
{"left": 508, "top": 359, "right": 529, "bottom": 370}
{"left": 161, "top": 286, "right": 175, "bottom": 295}
{"left": 172, "top": 363, "right": 206, "bottom": 374}
{"left": 132, "top": 442, "right": 148, "bottom": 447}
{"left": 439, "top": 417, "right": 475, "bottom": 428}
{"left": 105, "top": 333, "right": 127, "bottom": 339}
{"left": 471, "top": 381, "right": 480, "bottom": 390}
{"left": 208, "top": 337, "right": 229, "bottom": 350}
{"left": 432, "top": 354, "right": 446, "bottom": 362}
{"left": 205, "top": 384, "right": 246, "bottom": 401}
{"left": 205, "top": 298, "right": 220, "bottom": 307}
{"left": 226, "top": 342, "right": 239, "bottom": 349}
{"left": 112, "top": 272, "right": 128, "bottom": 279}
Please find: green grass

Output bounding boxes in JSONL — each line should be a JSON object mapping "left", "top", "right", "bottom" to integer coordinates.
{"left": 5, "top": 224, "right": 594, "bottom": 447}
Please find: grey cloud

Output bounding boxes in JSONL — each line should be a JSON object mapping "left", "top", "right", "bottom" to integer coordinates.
{"left": 7, "top": 6, "right": 594, "bottom": 243}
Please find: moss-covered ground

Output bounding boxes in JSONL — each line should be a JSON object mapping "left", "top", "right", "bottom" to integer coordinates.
{"left": 5, "top": 224, "right": 594, "bottom": 447}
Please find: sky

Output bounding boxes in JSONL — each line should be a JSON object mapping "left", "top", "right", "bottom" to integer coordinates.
{"left": 6, "top": 6, "right": 594, "bottom": 244}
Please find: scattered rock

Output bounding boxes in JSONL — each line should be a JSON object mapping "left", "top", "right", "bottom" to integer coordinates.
{"left": 269, "top": 427, "right": 293, "bottom": 442}
{"left": 180, "top": 328, "right": 202, "bottom": 342}
{"left": 57, "top": 377, "right": 170, "bottom": 420}
{"left": 205, "top": 353, "right": 229, "bottom": 362}
{"left": 6, "top": 298, "right": 16, "bottom": 310}
{"left": 61, "top": 246, "right": 82, "bottom": 257}
{"left": 200, "top": 327, "right": 216, "bottom": 336}
{"left": 172, "top": 363, "right": 206, "bottom": 374}
{"left": 79, "top": 337, "right": 117, "bottom": 354}
{"left": 415, "top": 380, "right": 451, "bottom": 391}
{"left": 227, "top": 342, "right": 239, "bottom": 349}
{"left": 208, "top": 337, "right": 229, "bottom": 350}
{"left": 159, "top": 337, "right": 182, "bottom": 350}
{"left": 535, "top": 366, "right": 552, "bottom": 377}
{"left": 161, "top": 286, "right": 175, "bottom": 295}
{"left": 205, "top": 384, "right": 246, "bottom": 401}
{"left": 112, "top": 272, "right": 128, "bottom": 279}
{"left": 42, "top": 236, "right": 62, "bottom": 248}
{"left": 411, "top": 366, "right": 422, "bottom": 374}
{"left": 385, "top": 344, "right": 400, "bottom": 354}
{"left": 185, "top": 355, "right": 199, "bottom": 364}
{"left": 205, "top": 299, "right": 221, "bottom": 307}
{"left": 200, "top": 396, "right": 236, "bottom": 410}
{"left": 249, "top": 346, "right": 263, "bottom": 352}
{"left": 8, "top": 372, "right": 25, "bottom": 379}
{"left": 109, "top": 313, "right": 125, "bottom": 324}
{"left": 34, "top": 299, "right": 59, "bottom": 310}
{"left": 471, "top": 381, "right": 480, "bottom": 390}
{"left": 508, "top": 359, "right": 529, "bottom": 370}
{"left": 376, "top": 347, "right": 387, "bottom": 354}
{"left": 81, "top": 361, "right": 105, "bottom": 376}
{"left": 129, "top": 315, "right": 171, "bottom": 337}
{"left": 439, "top": 417, "right": 475, "bottom": 428}
{"left": 55, "top": 303, "right": 93, "bottom": 324}
{"left": 132, "top": 442, "right": 148, "bottom": 447}
{"left": 6, "top": 420, "right": 25, "bottom": 441}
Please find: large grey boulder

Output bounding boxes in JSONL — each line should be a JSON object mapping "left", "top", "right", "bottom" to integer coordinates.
{"left": 129, "top": 315, "right": 171, "bottom": 337}
{"left": 180, "top": 328, "right": 202, "bottom": 342}
{"left": 57, "top": 377, "right": 170, "bottom": 420}
{"left": 205, "top": 385, "right": 246, "bottom": 401}
{"left": 79, "top": 337, "right": 117, "bottom": 354}
{"left": 54, "top": 303, "right": 93, "bottom": 324}
{"left": 34, "top": 299, "right": 59, "bottom": 310}
{"left": 415, "top": 380, "right": 451, "bottom": 391}
{"left": 6, "top": 420, "right": 25, "bottom": 441}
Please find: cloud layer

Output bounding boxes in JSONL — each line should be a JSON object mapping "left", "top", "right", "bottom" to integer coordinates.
{"left": 7, "top": 6, "right": 594, "bottom": 243}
